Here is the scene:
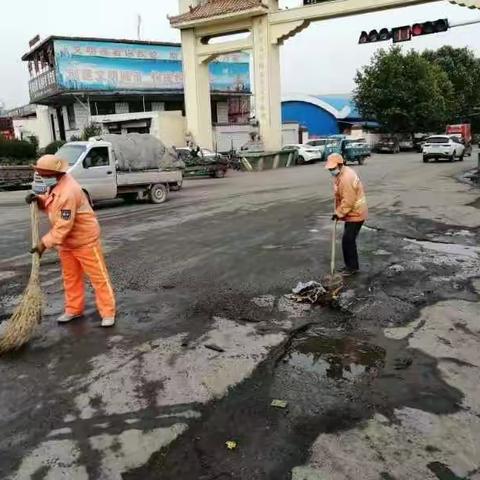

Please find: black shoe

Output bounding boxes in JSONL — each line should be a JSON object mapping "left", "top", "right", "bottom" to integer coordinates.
{"left": 340, "top": 268, "right": 359, "bottom": 277}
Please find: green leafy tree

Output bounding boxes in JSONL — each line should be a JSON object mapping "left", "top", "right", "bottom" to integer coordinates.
{"left": 44, "top": 140, "right": 66, "bottom": 155}
{"left": 81, "top": 123, "right": 103, "bottom": 141}
{"left": 422, "top": 46, "right": 480, "bottom": 129}
{"left": 354, "top": 47, "right": 454, "bottom": 134}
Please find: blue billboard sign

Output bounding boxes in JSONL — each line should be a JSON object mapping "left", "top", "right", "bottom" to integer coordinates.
{"left": 54, "top": 39, "right": 250, "bottom": 93}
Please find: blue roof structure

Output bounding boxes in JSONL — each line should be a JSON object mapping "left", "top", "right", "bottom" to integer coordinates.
{"left": 281, "top": 93, "right": 376, "bottom": 138}
{"left": 313, "top": 95, "right": 361, "bottom": 120}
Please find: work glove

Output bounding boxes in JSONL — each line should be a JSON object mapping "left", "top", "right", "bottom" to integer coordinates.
{"left": 332, "top": 214, "right": 339, "bottom": 221}
{"left": 25, "top": 193, "right": 38, "bottom": 204}
{"left": 30, "top": 242, "right": 46, "bottom": 258}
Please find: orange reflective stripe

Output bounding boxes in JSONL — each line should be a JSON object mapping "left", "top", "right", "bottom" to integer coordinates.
{"left": 93, "top": 245, "right": 115, "bottom": 302}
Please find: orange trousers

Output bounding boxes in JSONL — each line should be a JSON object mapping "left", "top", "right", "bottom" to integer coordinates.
{"left": 59, "top": 240, "right": 116, "bottom": 319}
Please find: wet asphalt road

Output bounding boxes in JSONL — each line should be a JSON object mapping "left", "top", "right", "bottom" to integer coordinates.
{"left": 1, "top": 152, "right": 480, "bottom": 480}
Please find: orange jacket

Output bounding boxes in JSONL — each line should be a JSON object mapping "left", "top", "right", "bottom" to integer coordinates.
{"left": 334, "top": 166, "right": 368, "bottom": 222}
{"left": 38, "top": 174, "right": 101, "bottom": 250}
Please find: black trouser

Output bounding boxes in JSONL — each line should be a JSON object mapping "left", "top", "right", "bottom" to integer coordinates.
{"left": 342, "top": 221, "right": 364, "bottom": 271}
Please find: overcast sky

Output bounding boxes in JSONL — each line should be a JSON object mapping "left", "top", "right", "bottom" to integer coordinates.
{"left": 1, "top": 0, "right": 480, "bottom": 109}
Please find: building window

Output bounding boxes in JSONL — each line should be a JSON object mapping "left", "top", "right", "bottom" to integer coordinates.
{"left": 67, "top": 104, "right": 76, "bottom": 129}
{"left": 128, "top": 101, "right": 150, "bottom": 113}
{"left": 151, "top": 102, "right": 165, "bottom": 112}
{"left": 91, "top": 101, "right": 115, "bottom": 116}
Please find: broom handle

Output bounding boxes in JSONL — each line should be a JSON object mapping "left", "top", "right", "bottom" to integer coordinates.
{"left": 31, "top": 202, "right": 39, "bottom": 246}
{"left": 331, "top": 220, "right": 337, "bottom": 276}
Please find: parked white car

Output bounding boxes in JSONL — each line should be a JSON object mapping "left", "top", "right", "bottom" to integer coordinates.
{"left": 305, "top": 138, "right": 328, "bottom": 154}
{"left": 422, "top": 135, "right": 465, "bottom": 163}
{"left": 281, "top": 144, "right": 323, "bottom": 164}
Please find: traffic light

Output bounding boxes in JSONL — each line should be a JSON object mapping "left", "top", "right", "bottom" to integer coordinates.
{"left": 358, "top": 28, "right": 391, "bottom": 44}
{"left": 360, "top": 19, "right": 449, "bottom": 45}
{"left": 411, "top": 19, "right": 449, "bottom": 37}
{"left": 392, "top": 26, "right": 412, "bottom": 43}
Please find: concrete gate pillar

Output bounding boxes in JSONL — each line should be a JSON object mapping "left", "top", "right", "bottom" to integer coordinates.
{"left": 252, "top": 6, "right": 282, "bottom": 151}
{"left": 181, "top": 29, "right": 213, "bottom": 149}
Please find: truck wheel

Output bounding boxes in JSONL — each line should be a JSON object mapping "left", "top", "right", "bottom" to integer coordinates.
{"left": 449, "top": 154, "right": 454, "bottom": 162}
{"left": 358, "top": 156, "right": 365, "bottom": 165}
{"left": 149, "top": 184, "right": 168, "bottom": 204}
{"left": 423, "top": 156, "right": 428, "bottom": 163}
{"left": 214, "top": 169, "right": 226, "bottom": 178}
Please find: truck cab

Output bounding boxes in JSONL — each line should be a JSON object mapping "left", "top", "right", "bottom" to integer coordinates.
{"left": 56, "top": 141, "right": 117, "bottom": 201}
{"left": 34, "top": 140, "right": 183, "bottom": 205}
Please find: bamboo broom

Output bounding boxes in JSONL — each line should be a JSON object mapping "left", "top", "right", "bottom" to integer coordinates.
{"left": 0, "top": 202, "right": 42, "bottom": 354}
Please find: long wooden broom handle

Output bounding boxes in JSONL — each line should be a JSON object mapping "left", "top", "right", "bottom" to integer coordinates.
{"left": 330, "top": 195, "right": 337, "bottom": 276}
{"left": 31, "top": 202, "right": 40, "bottom": 247}
{"left": 330, "top": 220, "right": 337, "bottom": 277}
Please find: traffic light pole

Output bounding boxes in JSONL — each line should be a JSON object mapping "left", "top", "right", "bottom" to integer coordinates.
{"left": 449, "top": 18, "right": 480, "bottom": 29}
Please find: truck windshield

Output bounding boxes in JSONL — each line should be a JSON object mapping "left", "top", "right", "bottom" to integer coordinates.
{"left": 56, "top": 145, "right": 87, "bottom": 166}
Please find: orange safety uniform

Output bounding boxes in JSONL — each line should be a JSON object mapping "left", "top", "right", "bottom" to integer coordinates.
{"left": 334, "top": 166, "right": 368, "bottom": 222}
{"left": 38, "top": 174, "right": 115, "bottom": 318}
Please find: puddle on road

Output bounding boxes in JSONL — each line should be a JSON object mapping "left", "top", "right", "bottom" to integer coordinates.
{"left": 405, "top": 239, "right": 480, "bottom": 258}
{"left": 287, "top": 336, "right": 386, "bottom": 381}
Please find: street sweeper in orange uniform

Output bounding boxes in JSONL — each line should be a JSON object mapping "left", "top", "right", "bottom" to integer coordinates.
{"left": 26, "top": 154, "right": 116, "bottom": 327}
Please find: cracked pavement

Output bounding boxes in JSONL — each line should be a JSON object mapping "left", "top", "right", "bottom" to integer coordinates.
{"left": 1, "top": 152, "right": 479, "bottom": 480}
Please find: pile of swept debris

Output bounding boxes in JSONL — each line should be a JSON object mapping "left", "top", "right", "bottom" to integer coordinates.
{"left": 288, "top": 280, "right": 343, "bottom": 306}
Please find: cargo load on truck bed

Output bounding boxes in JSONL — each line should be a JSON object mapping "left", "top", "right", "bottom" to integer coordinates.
{"left": 97, "top": 133, "right": 184, "bottom": 172}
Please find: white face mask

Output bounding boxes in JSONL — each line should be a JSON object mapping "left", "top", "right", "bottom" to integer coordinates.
{"left": 41, "top": 177, "right": 58, "bottom": 189}
{"left": 330, "top": 168, "right": 341, "bottom": 177}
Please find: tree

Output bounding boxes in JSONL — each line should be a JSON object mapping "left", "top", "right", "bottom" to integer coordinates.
{"left": 422, "top": 46, "right": 480, "bottom": 128}
{"left": 354, "top": 47, "right": 454, "bottom": 134}
{"left": 81, "top": 123, "right": 103, "bottom": 141}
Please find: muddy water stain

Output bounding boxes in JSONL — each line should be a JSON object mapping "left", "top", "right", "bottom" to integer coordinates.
{"left": 288, "top": 336, "right": 386, "bottom": 381}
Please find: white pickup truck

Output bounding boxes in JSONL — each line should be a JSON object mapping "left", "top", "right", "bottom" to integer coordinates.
{"left": 35, "top": 140, "right": 183, "bottom": 204}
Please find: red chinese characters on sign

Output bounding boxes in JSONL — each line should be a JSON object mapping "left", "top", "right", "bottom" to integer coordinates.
{"left": 120, "top": 71, "right": 133, "bottom": 83}
{"left": 108, "top": 70, "right": 119, "bottom": 83}
{"left": 95, "top": 70, "right": 106, "bottom": 82}
{"left": 151, "top": 72, "right": 183, "bottom": 87}
{"left": 65, "top": 68, "right": 81, "bottom": 81}
{"left": 81, "top": 69, "right": 93, "bottom": 81}
{"left": 131, "top": 71, "right": 142, "bottom": 83}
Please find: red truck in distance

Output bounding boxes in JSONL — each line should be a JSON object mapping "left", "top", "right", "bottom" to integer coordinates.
{"left": 446, "top": 124, "right": 473, "bottom": 157}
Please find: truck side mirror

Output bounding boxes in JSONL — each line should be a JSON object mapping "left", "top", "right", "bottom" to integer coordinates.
{"left": 83, "top": 157, "right": 92, "bottom": 169}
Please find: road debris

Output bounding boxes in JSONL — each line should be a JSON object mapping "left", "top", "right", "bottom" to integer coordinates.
{"left": 225, "top": 441, "right": 237, "bottom": 450}
{"left": 289, "top": 280, "right": 343, "bottom": 305}
{"left": 394, "top": 357, "right": 413, "bottom": 370}
{"left": 271, "top": 399, "right": 288, "bottom": 409}
{"left": 205, "top": 344, "right": 225, "bottom": 353}
{"left": 291, "top": 281, "right": 327, "bottom": 304}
